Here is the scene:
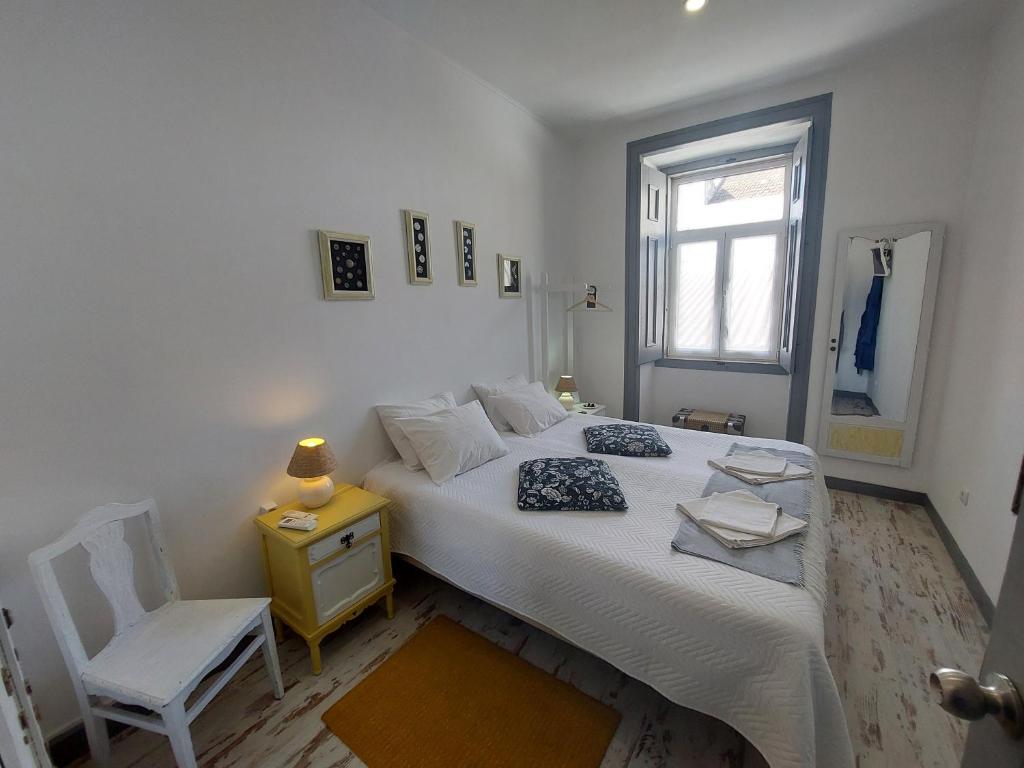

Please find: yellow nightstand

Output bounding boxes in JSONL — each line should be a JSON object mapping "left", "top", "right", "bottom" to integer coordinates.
{"left": 254, "top": 485, "right": 395, "bottom": 674}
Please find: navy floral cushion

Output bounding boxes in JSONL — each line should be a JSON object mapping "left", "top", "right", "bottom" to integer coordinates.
{"left": 517, "top": 458, "right": 628, "bottom": 511}
{"left": 583, "top": 424, "right": 673, "bottom": 458}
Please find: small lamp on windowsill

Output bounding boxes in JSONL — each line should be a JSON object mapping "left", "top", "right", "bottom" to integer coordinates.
{"left": 287, "top": 437, "right": 338, "bottom": 509}
{"left": 554, "top": 375, "right": 578, "bottom": 411}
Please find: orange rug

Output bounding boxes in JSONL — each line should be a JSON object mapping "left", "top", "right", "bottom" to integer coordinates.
{"left": 321, "top": 615, "right": 621, "bottom": 768}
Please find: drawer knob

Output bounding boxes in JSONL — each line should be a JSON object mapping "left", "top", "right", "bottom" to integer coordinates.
{"left": 340, "top": 532, "right": 355, "bottom": 549}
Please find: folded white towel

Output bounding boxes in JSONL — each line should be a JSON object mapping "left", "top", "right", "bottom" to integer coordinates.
{"left": 693, "top": 491, "right": 780, "bottom": 537}
{"left": 708, "top": 458, "right": 813, "bottom": 485}
{"left": 678, "top": 491, "right": 808, "bottom": 549}
{"left": 721, "top": 450, "right": 787, "bottom": 477}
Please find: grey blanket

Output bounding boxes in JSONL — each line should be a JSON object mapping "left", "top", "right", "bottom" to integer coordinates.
{"left": 671, "top": 443, "right": 816, "bottom": 586}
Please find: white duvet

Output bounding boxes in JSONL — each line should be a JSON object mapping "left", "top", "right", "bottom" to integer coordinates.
{"left": 363, "top": 414, "right": 853, "bottom": 768}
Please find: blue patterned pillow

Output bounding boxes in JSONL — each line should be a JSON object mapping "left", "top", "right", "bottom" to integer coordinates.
{"left": 583, "top": 424, "right": 673, "bottom": 458}
{"left": 517, "top": 458, "right": 628, "bottom": 511}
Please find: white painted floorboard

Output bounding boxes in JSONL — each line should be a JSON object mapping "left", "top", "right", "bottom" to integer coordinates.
{"left": 73, "top": 492, "right": 987, "bottom": 767}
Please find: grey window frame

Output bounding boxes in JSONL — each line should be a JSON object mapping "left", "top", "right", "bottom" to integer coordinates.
{"left": 623, "top": 94, "right": 833, "bottom": 441}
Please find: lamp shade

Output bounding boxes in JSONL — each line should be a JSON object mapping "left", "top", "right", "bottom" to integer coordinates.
{"left": 555, "top": 375, "right": 578, "bottom": 393}
{"left": 286, "top": 437, "right": 337, "bottom": 479}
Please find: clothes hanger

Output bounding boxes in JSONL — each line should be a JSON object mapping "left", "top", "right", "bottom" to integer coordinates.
{"left": 567, "top": 284, "right": 612, "bottom": 312}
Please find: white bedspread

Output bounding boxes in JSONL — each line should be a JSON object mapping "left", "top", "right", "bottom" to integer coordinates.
{"left": 364, "top": 414, "right": 853, "bottom": 768}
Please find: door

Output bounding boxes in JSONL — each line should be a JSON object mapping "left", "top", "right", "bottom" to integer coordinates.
{"left": 638, "top": 162, "right": 667, "bottom": 365}
{"left": 961, "top": 507, "right": 1024, "bottom": 766}
{"left": 779, "top": 130, "right": 807, "bottom": 374}
{"left": 0, "top": 606, "right": 51, "bottom": 768}
{"left": 311, "top": 536, "right": 384, "bottom": 625}
{"left": 932, "top": 460, "right": 1024, "bottom": 767}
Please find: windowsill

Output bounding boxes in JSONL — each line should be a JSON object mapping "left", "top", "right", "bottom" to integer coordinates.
{"left": 654, "top": 357, "right": 790, "bottom": 375}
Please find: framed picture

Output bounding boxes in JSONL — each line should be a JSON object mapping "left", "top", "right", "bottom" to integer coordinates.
{"left": 455, "top": 221, "right": 477, "bottom": 286}
{"left": 318, "top": 230, "right": 374, "bottom": 300}
{"left": 404, "top": 209, "right": 432, "bottom": 284}
{"left": 497, "top": 254, "right": 522, "bottom": 298}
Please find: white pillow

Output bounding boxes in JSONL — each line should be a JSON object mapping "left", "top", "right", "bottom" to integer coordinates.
{"left": 471, "top": 373, "right": 528, "bottom": 431}
{"left": 393, "top": 400, "right": 509, "bottom": 484}
{"left": 489, "top": 381, "right": 569, "bottom": 436}
{"left": 376, "top": 392, "right": 457, "bottom": 470}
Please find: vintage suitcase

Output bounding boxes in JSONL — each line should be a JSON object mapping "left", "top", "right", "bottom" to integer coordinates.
{"left": 671, "top": 408, "right": 746, "bottom": 436}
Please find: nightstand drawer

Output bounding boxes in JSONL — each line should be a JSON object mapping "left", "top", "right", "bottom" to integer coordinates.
{"left": 311, "top": 535, "right": 384, "bottom": 625}
{"left": 307, "top": 512, "right": 381, "bottom": 564}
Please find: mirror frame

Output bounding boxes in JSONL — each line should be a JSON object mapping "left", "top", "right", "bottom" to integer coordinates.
{"left": 817, "top": 221, "right": 944, "bottom": 467}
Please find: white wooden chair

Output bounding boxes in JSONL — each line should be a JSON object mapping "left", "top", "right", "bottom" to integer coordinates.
{"left": 29, "top": 499, "right": 284, "bottom": 768}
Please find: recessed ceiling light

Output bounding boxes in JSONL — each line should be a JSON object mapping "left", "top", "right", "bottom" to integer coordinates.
{"left": 685, "top": 0, "right": 708, "bottom": 12}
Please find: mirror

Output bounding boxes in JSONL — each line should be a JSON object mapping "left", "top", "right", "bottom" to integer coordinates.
{"left": 819, "top": 223, "right": 944, "bottom": 466}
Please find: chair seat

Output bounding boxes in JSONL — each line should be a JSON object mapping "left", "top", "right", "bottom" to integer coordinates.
{"left": 81, "top": 598, "right": 269, "bottom": 709}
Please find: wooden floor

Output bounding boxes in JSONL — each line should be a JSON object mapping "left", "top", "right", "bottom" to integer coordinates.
{"left": 82, "top": 492, "right": 989, "bottom": 768}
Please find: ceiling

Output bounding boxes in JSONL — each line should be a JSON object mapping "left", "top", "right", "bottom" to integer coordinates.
{"left": 361, "top": 0, "right": 1003, "bottom": 129}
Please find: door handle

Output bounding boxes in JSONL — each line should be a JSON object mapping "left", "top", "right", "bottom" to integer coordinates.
{"left": 931, "top": 667, "right": 1024, "bottom": 738}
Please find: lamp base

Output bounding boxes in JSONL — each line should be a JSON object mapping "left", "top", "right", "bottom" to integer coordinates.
{"left": 298, "top": 476, "right": 335, "bottom": 509}
{"left": 558, "top": 392, "right": 576, "bottom": 411}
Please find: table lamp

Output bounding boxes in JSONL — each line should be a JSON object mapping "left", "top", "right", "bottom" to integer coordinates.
{"left": 554, "top": 375, "right": 578, "bottom": 411}
{"left": 287, "top": 437, "right": 338, "bottom": 509}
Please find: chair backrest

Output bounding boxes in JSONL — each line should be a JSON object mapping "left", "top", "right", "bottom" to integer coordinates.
{"left": 28, "top": 499, "right": 179, "bottom": 677}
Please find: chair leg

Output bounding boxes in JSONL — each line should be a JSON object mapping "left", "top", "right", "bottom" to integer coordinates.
{"left": 74, "top": 685, "right": 110, "bottom": 767}
{"left": 161, "top": 699, "right": 197, "bottom": 768}
{"left": 82, "top": 711, "right": 111, "bottom": 767}
{"left": 260, "top": 607, "right": 285, "bottom": 699}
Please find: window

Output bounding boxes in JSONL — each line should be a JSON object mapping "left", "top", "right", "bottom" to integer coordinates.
{"left": 666, "top": 157, "right": 792, "bottom": 363}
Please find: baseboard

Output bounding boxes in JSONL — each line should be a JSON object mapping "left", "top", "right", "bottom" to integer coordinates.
{"left": 824, "top": 475, "right": 928, "bottom": 506}
{"left": 825, "top": 476, "right": 994, "bottom": 625}
{"left": 47, "top": 719, "right": 130, "bottom": 767}
{"left": 918, "top": 496, "right": 995, "bottom": 625}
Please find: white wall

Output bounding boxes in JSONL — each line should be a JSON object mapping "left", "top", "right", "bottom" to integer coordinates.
{"left": 928, "top": 0, "right": 1024, "bottom": 602}
{"left": 569, "top": 26, "right": 988, "bottom": 483}
{"left": 649, "top": 368, "right": 791, "bottom": 437}
{"left": 0, "top": 0, "right": 569, "bottom": 734}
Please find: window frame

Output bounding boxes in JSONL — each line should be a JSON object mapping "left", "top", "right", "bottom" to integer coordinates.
{"left": 662, "top": 153, "right": 793, "bottom": 374}
{"left": 623, "top": 94, "right": 833, "bottom": 438}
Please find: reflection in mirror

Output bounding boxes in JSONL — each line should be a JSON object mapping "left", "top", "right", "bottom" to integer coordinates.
{"left": 831, "top": 231, "right": 931, "bottom": 422}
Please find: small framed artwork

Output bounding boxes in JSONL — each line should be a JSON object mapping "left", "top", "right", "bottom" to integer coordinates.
{"left": 497, "top": 254, "right": 522, "bottom": 298}
{"left": 404, "top": 209, "right": 432, "bottom": 284}
{"left": 455, "top": 221, "right": 477, "bottom": 286}
{"left": 318, "top": 230, "right": 374, "bottom": 300}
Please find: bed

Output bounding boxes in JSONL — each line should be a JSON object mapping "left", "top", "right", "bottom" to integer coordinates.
{"left": 363, "top": 413, "right": 853, "bottom": 768}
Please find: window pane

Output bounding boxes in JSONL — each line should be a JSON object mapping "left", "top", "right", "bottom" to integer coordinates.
{"left": 724, "top": 235, "right": 778, "bottom": 357}
{"left": 676, "top": 166, "right": 786, "bottom": 231}
{"left": 670, "top": 240, "right": 718, "bottom": 354}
